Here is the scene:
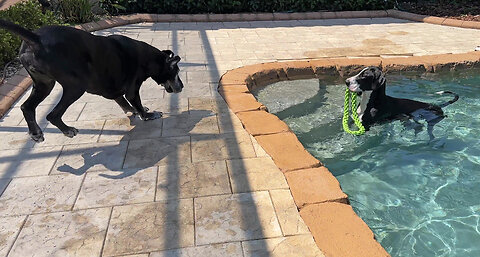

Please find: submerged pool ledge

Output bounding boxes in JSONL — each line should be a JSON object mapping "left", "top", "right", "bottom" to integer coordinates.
{"left": 217, "top": 52, "right": 480, "bottom": 257}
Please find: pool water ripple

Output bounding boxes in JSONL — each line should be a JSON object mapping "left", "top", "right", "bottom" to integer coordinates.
{"left": 253, "top": 70, "right": 480, "bottom": 256}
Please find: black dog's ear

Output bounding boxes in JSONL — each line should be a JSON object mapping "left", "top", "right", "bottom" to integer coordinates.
{"left": 162, "top": 50, "right": 174, "bottom": 59}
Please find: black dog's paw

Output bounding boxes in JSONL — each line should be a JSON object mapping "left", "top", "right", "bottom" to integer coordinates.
{"left": 62, "top": 127, "right": 79, "bottom": 138}
{"left": 139, "top": 111, "right": 163, "bottom": 121}
{"left": 29, "top": 132, "right": 45, "bottom": 142}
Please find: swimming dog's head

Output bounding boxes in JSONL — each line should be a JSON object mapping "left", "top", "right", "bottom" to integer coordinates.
{"left": 345, "top": 66, "right": 385, "bottom": 94}
{"left": 152, "top": 50, "right": 184, "bottom": 93}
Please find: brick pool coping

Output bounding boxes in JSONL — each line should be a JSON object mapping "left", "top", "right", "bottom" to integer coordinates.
{"left": 1, "top": 9, "right": 480, "bottom": 256}
{"left": 217, "top": 54, "right": 480, "bottom": 256}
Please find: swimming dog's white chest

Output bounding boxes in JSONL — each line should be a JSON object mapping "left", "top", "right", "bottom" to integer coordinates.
{"left": 356, "top": 91, "right": 372, "bottom": 121}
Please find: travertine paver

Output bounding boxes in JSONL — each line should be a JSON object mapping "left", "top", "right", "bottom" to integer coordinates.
{"left": 0, "top": 216, "right": 25, "bottom": 257}
{"left": 0, "top": 175, "right": 83, "bottom": 216}
{"left": 39, "top": 120, "right": 105, "bottom": 147}
{"left": 161, "top": 112, "right": 219, "bottom": 137}
{"left": 226, "top": 157, "right": 288, "bottom": 193}
{"left": 9, "top": 208, "right": 110, "bottom": 257}
{"left": 156, "top": 161, "right": 231, "bottom": 200}
{"left": 0, "top": 146, "right": 61, "bottom": 177}
{"left": 52, "top": 141, "right": 128, "bottom": 174}
{"left": 123, "top": 136, "right": 191, "bottom": 169}
{"left": 103, "top": 200, "right": 194, "bottom": 256}
{"left": 150, "top": 243, "right": 243, "bottom": 257}
{"left": 74, "top": 167, "right": 157, "bottom": 209}
{"left": 191, "top": 131, "right": 257, "bottom": 162}
{"left": 269, "top": 189, "right": 310, "bottom": 236}
{"left": 1, "top": 17, "right": 479, "bottom": 256}
{"left": 98, "top": 117, "right": 163, "bottom": 142}
{"left": 195, "top": 191, "right": 282, "bottom": 245}
{"left": 242, "top": 235, "right": 325, "bottom": 257}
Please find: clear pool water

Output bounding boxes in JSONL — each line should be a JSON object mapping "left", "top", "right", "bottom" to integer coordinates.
{"left": 253, "top": 70, "right": 480, "bottom": 257}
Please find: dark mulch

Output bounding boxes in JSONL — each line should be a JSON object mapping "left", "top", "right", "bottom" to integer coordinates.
{"left": 398, "top": 1, "right": 480, "bottom": 21}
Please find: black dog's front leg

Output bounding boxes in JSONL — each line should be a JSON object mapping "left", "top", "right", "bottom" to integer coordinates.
{"left": 125, "top": 89, "right": 162, "bottom": 120}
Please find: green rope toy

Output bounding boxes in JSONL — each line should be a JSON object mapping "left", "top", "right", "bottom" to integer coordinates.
{"left": 342, "top": 87, "right": 365, "bottom": 135}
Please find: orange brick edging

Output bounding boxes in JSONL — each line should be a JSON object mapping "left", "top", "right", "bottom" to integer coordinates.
{"left": 217, "top": 52, "right": 480, "bottom": 256}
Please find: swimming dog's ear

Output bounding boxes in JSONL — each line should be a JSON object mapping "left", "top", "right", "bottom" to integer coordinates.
{"left": 373, "top": 67, "right": 386, "bottom": 90}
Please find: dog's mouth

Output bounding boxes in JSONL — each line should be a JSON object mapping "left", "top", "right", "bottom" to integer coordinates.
{"left": 163, "top": 77, "right": 183, "bottom": 93}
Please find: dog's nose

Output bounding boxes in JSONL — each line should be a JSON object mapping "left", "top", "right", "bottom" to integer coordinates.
{"left": 345, "top": 79, "right": 351, "bottom": 86}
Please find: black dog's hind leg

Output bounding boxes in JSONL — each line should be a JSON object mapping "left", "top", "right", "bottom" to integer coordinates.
{"left": 46, "top": 85, "right": 84, "bottom": 137}
{"left": 21, "top": 76, "right": 55, "bottom": 142}
{"left": 125, "top": 87, "right": 161, "bottom": 121}
{"left": 114, "top": 96, "right": 149, "bottom": 115}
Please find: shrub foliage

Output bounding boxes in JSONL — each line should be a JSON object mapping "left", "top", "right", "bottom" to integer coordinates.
{"left": 99, "top": 0, "right": 395, "bottom": 14}
{"left": 0, "top": 0, "right": 62, "bottom": 66}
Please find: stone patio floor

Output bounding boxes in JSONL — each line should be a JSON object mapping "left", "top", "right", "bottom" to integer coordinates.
{"left": 1, "top": 18, "right": 480, "bottom": 257}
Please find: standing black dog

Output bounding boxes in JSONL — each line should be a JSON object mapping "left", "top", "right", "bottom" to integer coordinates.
{"left": 345, "top": 66, "right": 458, "bottom": 139}
{"left": 0, "top": 20, "right": 183, "bottom": 142}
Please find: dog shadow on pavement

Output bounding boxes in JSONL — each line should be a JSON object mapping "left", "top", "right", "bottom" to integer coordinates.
{"left": 55, "top": 110, "right": 213, "bottom": 179}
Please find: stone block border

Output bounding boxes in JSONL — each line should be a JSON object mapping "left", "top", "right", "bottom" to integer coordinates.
{"left": 217, "top": 52, "right": 480, "bottom": 256}
{"left": 2, "top": 9, "right": 480, "bottom": 117}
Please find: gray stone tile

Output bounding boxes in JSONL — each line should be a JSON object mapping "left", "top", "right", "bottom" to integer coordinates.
{"left": 150, "top": 242, "right": 243, "bottom": 257}
{"left": 218, "top": 111, "right": 245, "bottom": 133}
{"left": 18, "top": 102, "right": 86, "bottom": 126}
{"left": 0, "top": 215, "right": 25, "bottom": 257}
{"left": 269, "top": 189, "right": 309, "bottom": 236}
{"left": 123, "top": 136, "right": 191, "bottom": 169}
{"left": 0, "top": 107, "right": 23, "bottom": 126}
{"left": 78, "top": 101, "right": 127, "bottom": 121}
{"left": 0, "top": 179, "right": 9, "bottom": 196}
{"left": 0, "top": 126, "right": 35, "bottom": 150}
{"left": 0, "top": 146, "right": 61, "bottom": 178}
{"left": 98, "top": 117, "right": 163, "bottom": 143}
{"left": 188, "top": 97, "right": 229, "bottom": 115}
{"left": 161, "top": 112, "right": 219, "bottom": 137}
{"left": 140, "top": 78, "right": 166, "bottom": 100}
{"left": 191, "top": 132, "right": 256, "bottom": 162}
{"left": 166, "top": 83, "right": 212, "bottom": 98}
{"left": 226, "top": 158, "right": 288, "bottom": 193}
{"left": 242, "top": 235, "right": 325, "bottom": 257}
{"left": 103, "top": 200, "right": 194, "bottom": 256}
{"left": 9, "top": 208, "right": 110, "bottom": 257}
{"left": 156, "top": 161, "right": 230, "bottom": 200}
{"left": 143, "top": 97, "right": 189, "bottom": 115}
{"left": 39, "top": 120, "right": 104, "bottom": 147}
{"left": 195, "top": 191, "right": 282, "bottom": 245}
{"left": 74, "top": 167, "right": 156, "bottom": 209}
{"left": 51, "top": 142, "right": 128, "bottom": 175}
{"left": 0, "top": 175, "right": 84, "bottom": 216}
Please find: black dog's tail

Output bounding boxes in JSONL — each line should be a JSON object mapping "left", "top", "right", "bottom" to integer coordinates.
{"left": 0, "top": 19, "right": 41, "bottom": 48}
{"left": 435, "top": 91, "right": 459, "bottom": 108}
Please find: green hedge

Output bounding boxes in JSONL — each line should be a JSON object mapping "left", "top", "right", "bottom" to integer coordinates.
{"left": 0, "top": 0, "right": 63, "bottom": 67}
{"left": 100, "top": 0, "right": 395, "bottom": 15}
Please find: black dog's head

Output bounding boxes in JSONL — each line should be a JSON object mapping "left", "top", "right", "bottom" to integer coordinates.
{"left": 345, "top": 66, "right": 386, "bottom": 94}
{"left": 152, "top": 50, "right": 184, "bottom": 93}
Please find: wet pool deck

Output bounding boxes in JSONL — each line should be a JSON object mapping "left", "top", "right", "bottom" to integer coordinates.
{"left": 1, "top": 13, "right": 480, "bottom": 256}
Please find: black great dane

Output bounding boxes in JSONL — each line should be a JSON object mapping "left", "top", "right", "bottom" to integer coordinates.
{"left": 345, "top": 66, "right": 458, "bottom": 140}
{"left": 0, "top": 20, "right": 183, "bottom": 142}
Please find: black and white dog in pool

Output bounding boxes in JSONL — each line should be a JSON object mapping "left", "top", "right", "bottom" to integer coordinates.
{"left": 345, "top": 66, "right": 459, "bottom": 139}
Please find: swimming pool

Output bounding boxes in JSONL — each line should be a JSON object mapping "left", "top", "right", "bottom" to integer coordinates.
{"left": 253, "top": 70, "right": 480, "bottom": 256}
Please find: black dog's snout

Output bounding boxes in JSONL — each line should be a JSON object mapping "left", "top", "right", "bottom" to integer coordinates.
{"left": 345, "top": 79, "right": 351, "bottom": 86}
